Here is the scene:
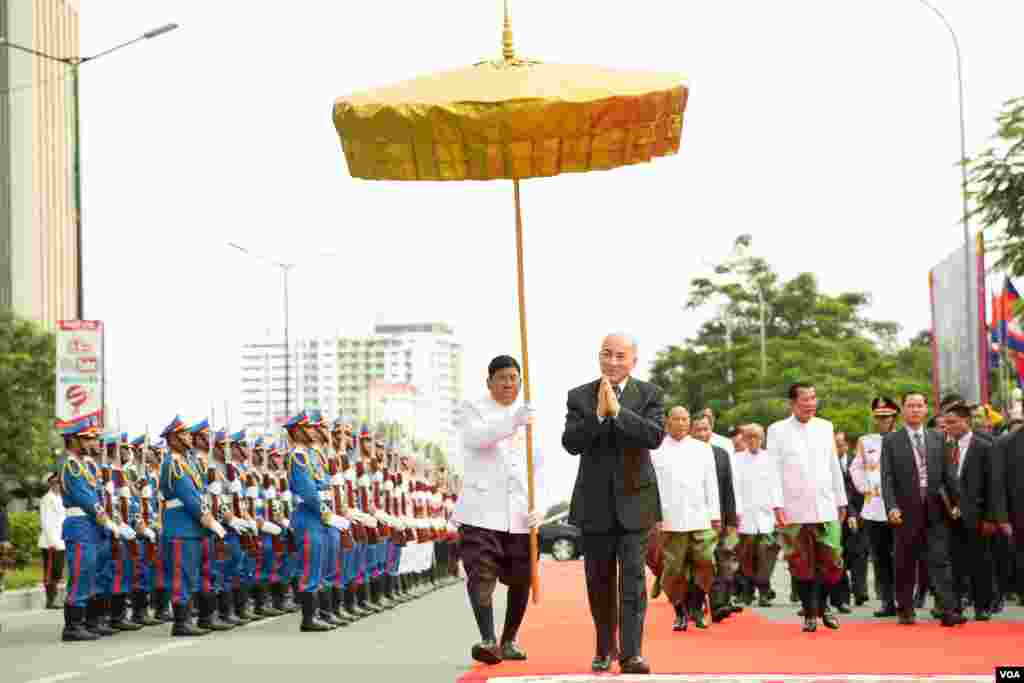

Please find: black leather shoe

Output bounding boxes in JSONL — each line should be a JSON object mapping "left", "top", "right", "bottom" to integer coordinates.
{"left": 692, "top": 609, "right": 708, "bottom": 629}
{"left": 619, "top": 656, "right": 651, "bottom": 674}
{"left": 500, "top": 641, "right": 527, "bottom": 661}
{"left": 790, "top": 590, "right": 799, "bottom": 604}
{"left": 898, "top": 609, "right": 916, "bottom": 625}
{"left": 975, "top": 609, "right": 992, "bottom": 621}
{"left": 471, "top": 640, "right": 502, "bottom": 665}
{"left": 837, "top": 604, "right": 852, "bottom": 614}
{"left": 941, "top": 611, "right": 965, "bottom": 627}
{"left": 874, "top": 604, "right": 897, "bottom": 617}
{"left": 758, "top": 595, "right": 773, "bottom": 607}
{"left": 672, "top": 606, "right": 688, "bottom": 632}
{"left": 592, "top": 655, "right": 613, "bottom": 673}
{"left": 711, "top": 607, "right": 730, "bottom": 623}
{"left": 802, "top": 616, "right": 817, "bottom": 632}
{"left": 854, "top": 595, "right": 869, "bottom": 606}
{"left": 821, "top": 610, "right": 840, "bottom": 630}
{"left": 913, "top": 592, "right": 926, "bottom": 609}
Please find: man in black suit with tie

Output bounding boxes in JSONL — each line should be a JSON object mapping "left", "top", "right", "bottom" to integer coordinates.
{"left": 880, "top": 392, "right": 962, "bottom": 626}
{"left": 942, "top": 401, "right": 996, "bottom": 621}
{"left": 563, "top": 333, "right": 665, "bottom": 675}
{"left": 830, "top": 431, "right": 869, "bottom": 612}
{"left": 991, "top": 415, "right": 1024, "bottom": 609}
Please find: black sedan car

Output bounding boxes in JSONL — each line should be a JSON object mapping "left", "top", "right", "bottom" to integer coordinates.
{"left": 538, "top": 512, "right": 582, "bottom": 561}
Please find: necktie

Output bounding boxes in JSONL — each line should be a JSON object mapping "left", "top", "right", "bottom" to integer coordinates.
{"left": 613, "top": 384, "right": 622, "bottom": 400}
{"left": 951, "top": 443, "right": 960, "bottom": 469}
{"left": 913, "top": 432, "right": 927, "bottom": 485}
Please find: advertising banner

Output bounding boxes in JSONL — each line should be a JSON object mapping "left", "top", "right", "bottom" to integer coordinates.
{"left": 55, "top": 320, "right": 105, "bottom": 428}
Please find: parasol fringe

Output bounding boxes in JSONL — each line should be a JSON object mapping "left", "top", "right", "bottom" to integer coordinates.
{"left": 503, "top": 0, "right": 515, "bottom": 62}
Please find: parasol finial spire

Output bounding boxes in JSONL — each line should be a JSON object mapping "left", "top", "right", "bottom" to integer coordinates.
{"left": 502, "top": 0, "right": 515, "bottom": 61}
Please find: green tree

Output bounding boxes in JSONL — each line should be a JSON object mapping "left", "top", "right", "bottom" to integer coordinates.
{"left": 969, "top": 96, "right": 1024, "bottom": 275}
{"left": 650, "top": 245, "right": 932, "bottom": 439}
{"left": 0, "top": 309, "right": 58, "bottom": 494}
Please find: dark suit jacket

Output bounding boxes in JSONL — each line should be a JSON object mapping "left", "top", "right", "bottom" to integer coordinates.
{"left": 954, "top": 434, "right": 993, "bottom": 530}
{"left": 563, "top": 377, "right": 665, "bottom": 534}
{"left": 991, "top": 430, "right": 1024, "bottom": 527}
{"left": 711, "top": 445, "right": 737, "bottom": 528}
{"left": 881, "top": 427, "right": 960, "bottom": 529}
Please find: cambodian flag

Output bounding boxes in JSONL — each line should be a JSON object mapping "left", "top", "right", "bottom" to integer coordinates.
{"left": 1002, "top": 278, "right": 1024, "bottom": 352}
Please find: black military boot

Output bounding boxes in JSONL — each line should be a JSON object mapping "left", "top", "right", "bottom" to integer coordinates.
{"left": 46, "top": 584, "right": 60, "bottom": 610}
{"left": 63, "top": 605, "right": 100, "bottom": 642}
{"left": 132, "top": 591, "right": 162, "bottom": 627}
{"left": 197, "top": 592, "right": 233, "bottom": 631}
{"left": 374, "top": 576, "right": 395, "bottom": 610}
{"left": 299, "top": 591, "right": 331, "bottom": 632}
{"left": 331, "top": 587, "right": 354, "bottom": 624}
{"left": 233, "top": 587, "right": 254, "bottom": 624}
{"left": 152, "top": 590, "right": 173, "bottom": 623}
{"left": 217, "top": 590, "right": 242, "bottom": 627}
{"left": 317, "top": 589, "right": 343, "bottom": 628}
{"left": 171, "top": 602, "right": 209, "bottom": 637}
{"left": 285, "top": 578, "right": 300, "bottom": 612}
{"left": 252, "top": 584, "right": 284, "bottom": 618}
{"left": 85, "top": 597, "right": 115, "bottom": 637}
{"left": 356, "top": 581, "right": 378, "bottom": 614}
{"left": 271, "top": 582, "right": 289, "bottom": 614}
{"left": 344, "top": 586, "right": 365, "bottom": 619}
{"left": 110, "top": 594, "right": 143, "bottom": 631}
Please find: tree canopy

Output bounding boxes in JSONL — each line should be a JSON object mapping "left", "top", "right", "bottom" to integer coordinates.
{"left": 0, "top": 309, "right": 58, "bottom": 494}
{"left": 649, "top": 240, "right": 932, "bottom": 439}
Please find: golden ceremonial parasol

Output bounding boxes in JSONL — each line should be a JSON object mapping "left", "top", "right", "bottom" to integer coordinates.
{"left": 331, "top": 1, "right": 689, "bottom": 603}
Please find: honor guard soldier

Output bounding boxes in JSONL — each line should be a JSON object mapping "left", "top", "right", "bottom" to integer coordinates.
{"left": 161, "top": 416, "right": 227, "bottom": 636}
{"left": 58, "top": 416, "right": 107, "bottom": 642}
{"left": 126, "top": 435, "right": 162, "bottom": 627}
{"left": 145, "top": 440, "right": 173, "bottom": 623}
{"left": 307, "top": 411, "right": 347, "bottom": 627}
{"left": 209, "top": 429, "right": 246, "bottom": 627}
{"left": 245, "top": 432, "right": 288, "bottom": 618}
{"left": 188, "top": 419, "right": 233, "bottom": 632}
{"left": 267, "top": 440, "right": 300, "bottom": 613}
{"left": 328, "top": 420, "right": 360, "bottom": 622}
{"left": 222, "top": 431, "right": 258, "bottom": 623}
{"left": 107, "top": 435, "right": 144, "bottom": 632}
{"left": 284, "top": 411, "right": 333, "bottom": 632}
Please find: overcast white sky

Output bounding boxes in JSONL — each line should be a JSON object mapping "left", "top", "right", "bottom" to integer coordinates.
{"left": 74, "top": 0, "right": 1023, "bottom": 504}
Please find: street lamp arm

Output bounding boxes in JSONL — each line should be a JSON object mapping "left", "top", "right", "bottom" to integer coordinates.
{"left": 82, "top": 23, "right": 179, "bottom": 63}
{"left": 0, "top": 38, "right": 73, "bottom": 64}
{"left": 227, "top": 242, "right": 293, "bottom": 271}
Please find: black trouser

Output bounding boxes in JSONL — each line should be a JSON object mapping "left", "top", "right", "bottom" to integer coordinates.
{"left": 43, "top": 548, "right": 66, "bottom": 589}
{"left": 989, "top": 534, "right": 1014, "bottom": 600}
{"left": 583, "top": 528, "right": 649, "bottom": 662}
{"left": 950, "top": 520, "right": 993, "bottom": 611}
{"left": 865, "top": 520, "right": 895, "bottom": 605}
{"left": 893, "top": 517, "right": 953, "bottom": 613}
{"left": 830, "top": 524, "right": 869, "bottom": 606}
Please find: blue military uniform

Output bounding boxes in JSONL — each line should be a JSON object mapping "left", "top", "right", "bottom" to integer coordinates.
{"left": 59, "top": 416, "right": 104, "bottom": 642}
{"left": 160, "top": 415, "right": 214, "bottom": 637}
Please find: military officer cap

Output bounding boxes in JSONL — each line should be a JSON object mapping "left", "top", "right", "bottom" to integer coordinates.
{"left": 100, "top": 432, "right": 119, "bottom": 447}
{"left": 253, "top": 436, "right": 266, "bottom": 449}
{"left": 160, "top": 415, "right": 191, "bottom": 438}
{"left": 189, "top": 418, "right": 210, "bottom": 435}
{"left": 229, "top": 429, "right": 247, "bottom": 444}
{"left": 871, "top": 396, "right": 899, "bottom": 417}
{"left": 284, "top": 411, "right": 310, "bottom": 430}
{"left": 212, "top": 429, "right": 229, "bottom": 447}
{"left": 130, "top": 434, "right": 146, "bottom": 448}
{"left": 59, "top": 415, "right": 101, "bottom": 438}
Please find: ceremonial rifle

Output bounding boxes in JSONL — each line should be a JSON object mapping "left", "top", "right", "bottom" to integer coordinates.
{"left": 261, "top": 463, "right": 286, "bottom": 556}
{"left": 356, "top": 461, "right": 379, "bottom": 544}
{"left": 342, "top": 456, "right": 367, "bottom": 544}
{"left": 139, "top": 434, "right": 157, "bottom": 563}
{"left": 327, "top": 441, "right": 354, "bottom": 550}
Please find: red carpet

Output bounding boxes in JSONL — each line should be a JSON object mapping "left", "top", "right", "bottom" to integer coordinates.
{"left": 458, "top": 561, "right": 1017, "bottom": 682}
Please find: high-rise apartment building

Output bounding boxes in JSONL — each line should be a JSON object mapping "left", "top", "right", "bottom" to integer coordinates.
{"left": 0, "top": 0, "right": 79, "bottom": 327}
{"left": 238, "top": 322, "right": 464, "bottom": 465}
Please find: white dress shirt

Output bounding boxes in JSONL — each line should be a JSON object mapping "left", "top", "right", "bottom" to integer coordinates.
{"left": 733, "top": 449, "right": 778, "bottom": 534}
{"left": 710, "top": 432, "right": 735, "bottom": 456}
{"left": 956, "top": 432, "right": 972, "bottom": 479}
{"left": 38, "top": 490, "right": 66, "bottom": 550}
{"left": 766, "top": 415, "right": 847, "bottom": 524}
{"left": 652, "top": 435, "right": 720, "bottom": 532}
{"left": 452, "top": 394, "right": 545, "bottom": 534}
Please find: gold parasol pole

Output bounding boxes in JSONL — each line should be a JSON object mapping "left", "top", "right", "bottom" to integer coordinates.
{"left": 513, "top": 178, "right": 539, "bottom": 604}
{"left": 504, "top": 0, "right": 539, "bottom": 606}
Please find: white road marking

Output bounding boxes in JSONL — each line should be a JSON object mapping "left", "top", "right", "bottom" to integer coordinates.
{"left": 480, "top": 677, "right": 992, "bottom": 683}
{"left": 22, "top": 672, "right": 84, "bottom": 683}
{"left": 3, "top": 609, "right": 53, "bottom": 619}
{"left": 96, "top": 641, "right": 195, "bottom": 668}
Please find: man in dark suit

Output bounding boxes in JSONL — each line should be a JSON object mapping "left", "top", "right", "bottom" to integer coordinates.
{"left": 690, "top": 416, "right": 739, "bottom": 622}
{"left": 942, "top": 401, "right": 996, "bottom": 621}
{"left": 991, "top": 419, "right": 1024, "bottom": 609}
{"left": 563, "top": 333, "right": 665, "bottom": 675}
{"left": 880, "top": 392, "right": 962, "bottom": 626}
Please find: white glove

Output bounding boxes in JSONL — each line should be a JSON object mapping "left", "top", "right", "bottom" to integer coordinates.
{"left": 208, "top": 481, "right": 223, "bottom": 496}
{"left": 327, "top": 514, "right": 351, "bottom": 532}
{"left": 228, "top": 480, "right": 243, "bottom": 494}
{"left": 119, "top": 525, "right": 138, "bottom": 541}
{"left": 104, "top": 520, "right": 119, "bottom": 535}
{"left": 280, "top": 517, "right": 291, "bottom": 529}
{"left": 513, "top": 404, "right": 535, "bottom": 428}
{"left": 143, "top": 529, "right": 157, "bottom": 543}
{"left": 209, "top": 520, "right": 227, "bottom": 539}
{"left": 229, "top": 519, "right": 248, "bottom": 535}
{"left": 261, "top": 521, "right": 283, "bottom": 536}
{"left": 526, "top": 509, "right": 543, "bottom": 529}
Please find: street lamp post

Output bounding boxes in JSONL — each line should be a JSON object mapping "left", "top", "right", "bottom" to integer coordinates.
{"left": 915, "top": 0, "right": 975, "bottom": 399}
{"left": 229, "top": 243, "right": 339, "bottom": 424}
{"left": 0, "top": 23, "right": 179, "bottom": 321}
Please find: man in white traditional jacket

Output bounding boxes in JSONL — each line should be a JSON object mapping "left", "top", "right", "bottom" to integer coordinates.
{"left": 651, "top": 407, "right": 720, "bottom": 632}
{"left": 453, "top": 355, "right": 542, "bottom": 666}
{"left": 39, "top": 471, "right": 67, "bottom": 609}
{"left": 767, "top": 382, "right": 848, "bottom": 633}
{"left": 734, "top": 424, "right": 780, "bottom": 607}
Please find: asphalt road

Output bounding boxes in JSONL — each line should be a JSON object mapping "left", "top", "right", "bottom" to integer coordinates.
{"left": 3, "top": 577, "right": 490, "bottom": 683}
